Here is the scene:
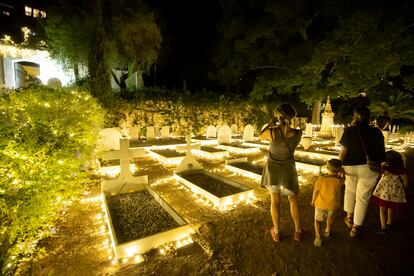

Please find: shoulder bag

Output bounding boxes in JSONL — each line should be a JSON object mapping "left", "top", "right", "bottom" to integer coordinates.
{"left": 356, "top": 127, "right": 381, "bottom": 173}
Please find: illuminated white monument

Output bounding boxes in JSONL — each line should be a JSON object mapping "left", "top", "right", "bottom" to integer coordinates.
{"left": 319, "top": 96, "right": 334, "bottom": 138}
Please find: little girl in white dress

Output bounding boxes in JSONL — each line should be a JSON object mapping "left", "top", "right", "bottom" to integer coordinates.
{"left": 371, "top": 150, "right": 408, "bottom": 234}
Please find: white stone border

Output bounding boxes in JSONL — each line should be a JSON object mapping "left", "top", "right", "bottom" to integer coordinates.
{"left": 175, "top": 170, "right": 254, "bottom": 207}
{"left": 102, "top": 185, "right": 193, "bottom": 259}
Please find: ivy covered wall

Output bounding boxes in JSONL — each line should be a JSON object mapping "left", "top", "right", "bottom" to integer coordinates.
{"left": 105, "top": 92, "right": 301, "bottom": 135}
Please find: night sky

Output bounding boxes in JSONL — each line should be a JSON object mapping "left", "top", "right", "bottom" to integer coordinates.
{"left": 3, "top": 0, "right": 413, "bottom": 94}
{"left": 148, "top": 0, "right": 221, "bottom": 90}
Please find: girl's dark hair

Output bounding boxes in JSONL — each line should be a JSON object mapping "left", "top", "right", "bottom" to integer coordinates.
{"left": 276, "top": 103, "right": 297, "bottom": 120}
{"left": 385, "top": 150, "right": 404, "bottom": 170}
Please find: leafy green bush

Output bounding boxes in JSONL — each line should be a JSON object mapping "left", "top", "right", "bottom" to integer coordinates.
{"left": 0, "top": 87, "right": 105, "bottom": 273}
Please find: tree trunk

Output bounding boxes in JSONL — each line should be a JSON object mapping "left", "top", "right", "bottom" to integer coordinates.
{"left": 88, "top": 0, "right": 112, "bottom": 106}
{"left": 73, "top": 62, "right": 80, "bottom": 82}
{"left": 311, "top": 99, "right": 322, "bottom": 125}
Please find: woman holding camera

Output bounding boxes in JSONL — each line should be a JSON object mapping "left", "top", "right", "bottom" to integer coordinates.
{"left": 259, "top": 103, "right": 303, "bottom": 242}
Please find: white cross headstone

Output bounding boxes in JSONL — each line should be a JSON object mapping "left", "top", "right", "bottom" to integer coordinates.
{"left": 96, "top": 127, "right": 123, "bottom": 152}
{"left": 335, "top": 126, "right": 344, "bottom": 146}
{"left": 305, "top": 123, "right": 313, "bottom": 138}
{"left": 128, "top": 126, "right": 140, "bottom": 139}
{"left": 147, "top": 126, "right": 155, "bottom": 140}
{"left": 231, "top": 124, "right": 238, "bottom": 134}
{"left": 102, "top": 139, "right": 147, "bottom": 193}
{"left": 206, "top": 125, "right": 217, "bottom": 138}
{"left": 175, "top": 136, "right": 203, "bottom": 174}
{"left": 161, "top": 126, "right": 170, "bottom": 139}
{"left": 243, "top": 124, "right": 255, "bottom": 142}
{"left": 217, "top": 125, "right": 231, "bottom": 144}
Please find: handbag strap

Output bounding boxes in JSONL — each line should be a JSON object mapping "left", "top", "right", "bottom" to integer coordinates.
{"left": 356, "top": 127, "right": 369, "bottom": 161}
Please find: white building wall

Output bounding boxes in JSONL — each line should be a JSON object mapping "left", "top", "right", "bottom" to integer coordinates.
{"left": 3, "top": 57, "right": 14, "bottom": 88}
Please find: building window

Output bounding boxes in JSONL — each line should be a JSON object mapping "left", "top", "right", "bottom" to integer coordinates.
{"left": 32, "top": 9, "right": 46, "bottom": 18}
{"left": 25, "top": 6, "right": 32, "bottom": 16}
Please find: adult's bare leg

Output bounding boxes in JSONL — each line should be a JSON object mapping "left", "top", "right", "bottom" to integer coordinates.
{"left": 270, "top": 192, "right": 281, "bottom": 233}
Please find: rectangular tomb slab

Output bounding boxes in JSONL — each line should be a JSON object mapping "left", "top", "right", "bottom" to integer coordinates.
{"left": 192, "top": 146, "right": 229, "bottom": 159}
{"left": 149, "top": 149, "right": 186, "bottom": 165}
{"left": 175, "top": 170, "right": 254, "bottom": 207}
{"left": 129, "top": 138, "right": 187, "bottom": 150}
{"left": 242, "top": 141, "right": 270, "bottom": 150}
{"left": 294, "top": 156, "right": 327, "bottom": 175}
{"left": 295, "top": 148, "right": 338, "bottom": 161}
{"left": 191, "top": 136, "right": 217, "bottom": 146}
{"left": 225, "top": 158, "right": 263, "bottom": 182}
{"left": 217, "top": 143, "right": 261, "bottom": 155}
{"left": 102, "top": 185, "right": 193, "bottom": 259}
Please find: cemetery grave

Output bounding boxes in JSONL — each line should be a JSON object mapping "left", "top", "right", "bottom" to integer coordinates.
{"left": 294, "top": 155, "right": 328, "bottom": 175}
{"left": 149, "top": 149, "right": 186, "bottom": 165}
{"left": 191, "top": 135, "right": 217, "bottom": 146}
{"left": 217, "top": 142, "right": 261, "bottom": 155}
{"left": 175, "top": 170, "right": 254, "bottom": 208}
{"left": 295, "top": 147, "right": 338, "bottom": 161}
{"left": 242, "top": 140, "right": 270, "bottom": 150}
{"left": 225, "top": 158, "right": 263, "bottom": 182}
{"left": 129, "top": 138, "right": 187, "bottom": 149}
{"left": 102, "top": 185, "right": 193, "bottom": 260}
{"left": 106, "top": 190, "right": 180, "bottom": 243}
{"left": 192, "top": 146, "right": 229, "bottom": 159}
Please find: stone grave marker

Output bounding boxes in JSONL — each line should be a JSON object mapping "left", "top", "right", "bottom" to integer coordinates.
{"left": 206, "top": 125, "right": 217, "bottom": 138}
{"left": 216, "top": 125, "right": 222, "bottom": 133}
{"left": 175, "top": 136, "right": 203, "bottom": 174}
{"left": 102, "top": 138, "right": 147, "bottom": 193}
{"left": 128, "top": 126, "right": 140, "bottom": 139}
{"left": 161, "top": 126, "right": 170, "bottom": 139}
{"left": 243, "top": 124, "right": 255, "bottom": 142}
{"left": 305, "top": 123, "right": 313, "bottom": 137}
{"left": 335, "top": 126, "right": 344, "bottom": 146}
{"left": 97, "top": 127, "right": 123, "bottom": 152}
{"left": 147, "top": 126, "right": 155, "bottom": 140}
{"left": 231, "top": 124, "right": 238, "bottom": 134}
{"left": 217, "top": 125, "right": 231, "bottom": 144}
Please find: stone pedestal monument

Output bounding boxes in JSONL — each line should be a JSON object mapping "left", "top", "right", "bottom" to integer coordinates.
{"left": 319, "top": 96, "right": 334, "bottom": 138}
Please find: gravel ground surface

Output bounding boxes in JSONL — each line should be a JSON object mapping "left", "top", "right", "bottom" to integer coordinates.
{"left": 27, "top": 148, "right": 414, "bottom": 275}
{"left": 107, "top": 190, "right": 180, "bottom": 243}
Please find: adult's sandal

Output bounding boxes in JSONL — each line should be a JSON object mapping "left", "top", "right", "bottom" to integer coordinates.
{"left": 270, "top": 227, "right": 281, "bottom": 243}
{"left": 350, "top": 225, "right": 358, "bottom": 238}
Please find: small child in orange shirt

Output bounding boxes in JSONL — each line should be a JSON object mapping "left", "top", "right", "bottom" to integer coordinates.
{"left": 311, "top": 159, "right": 343, "bottom": 247}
